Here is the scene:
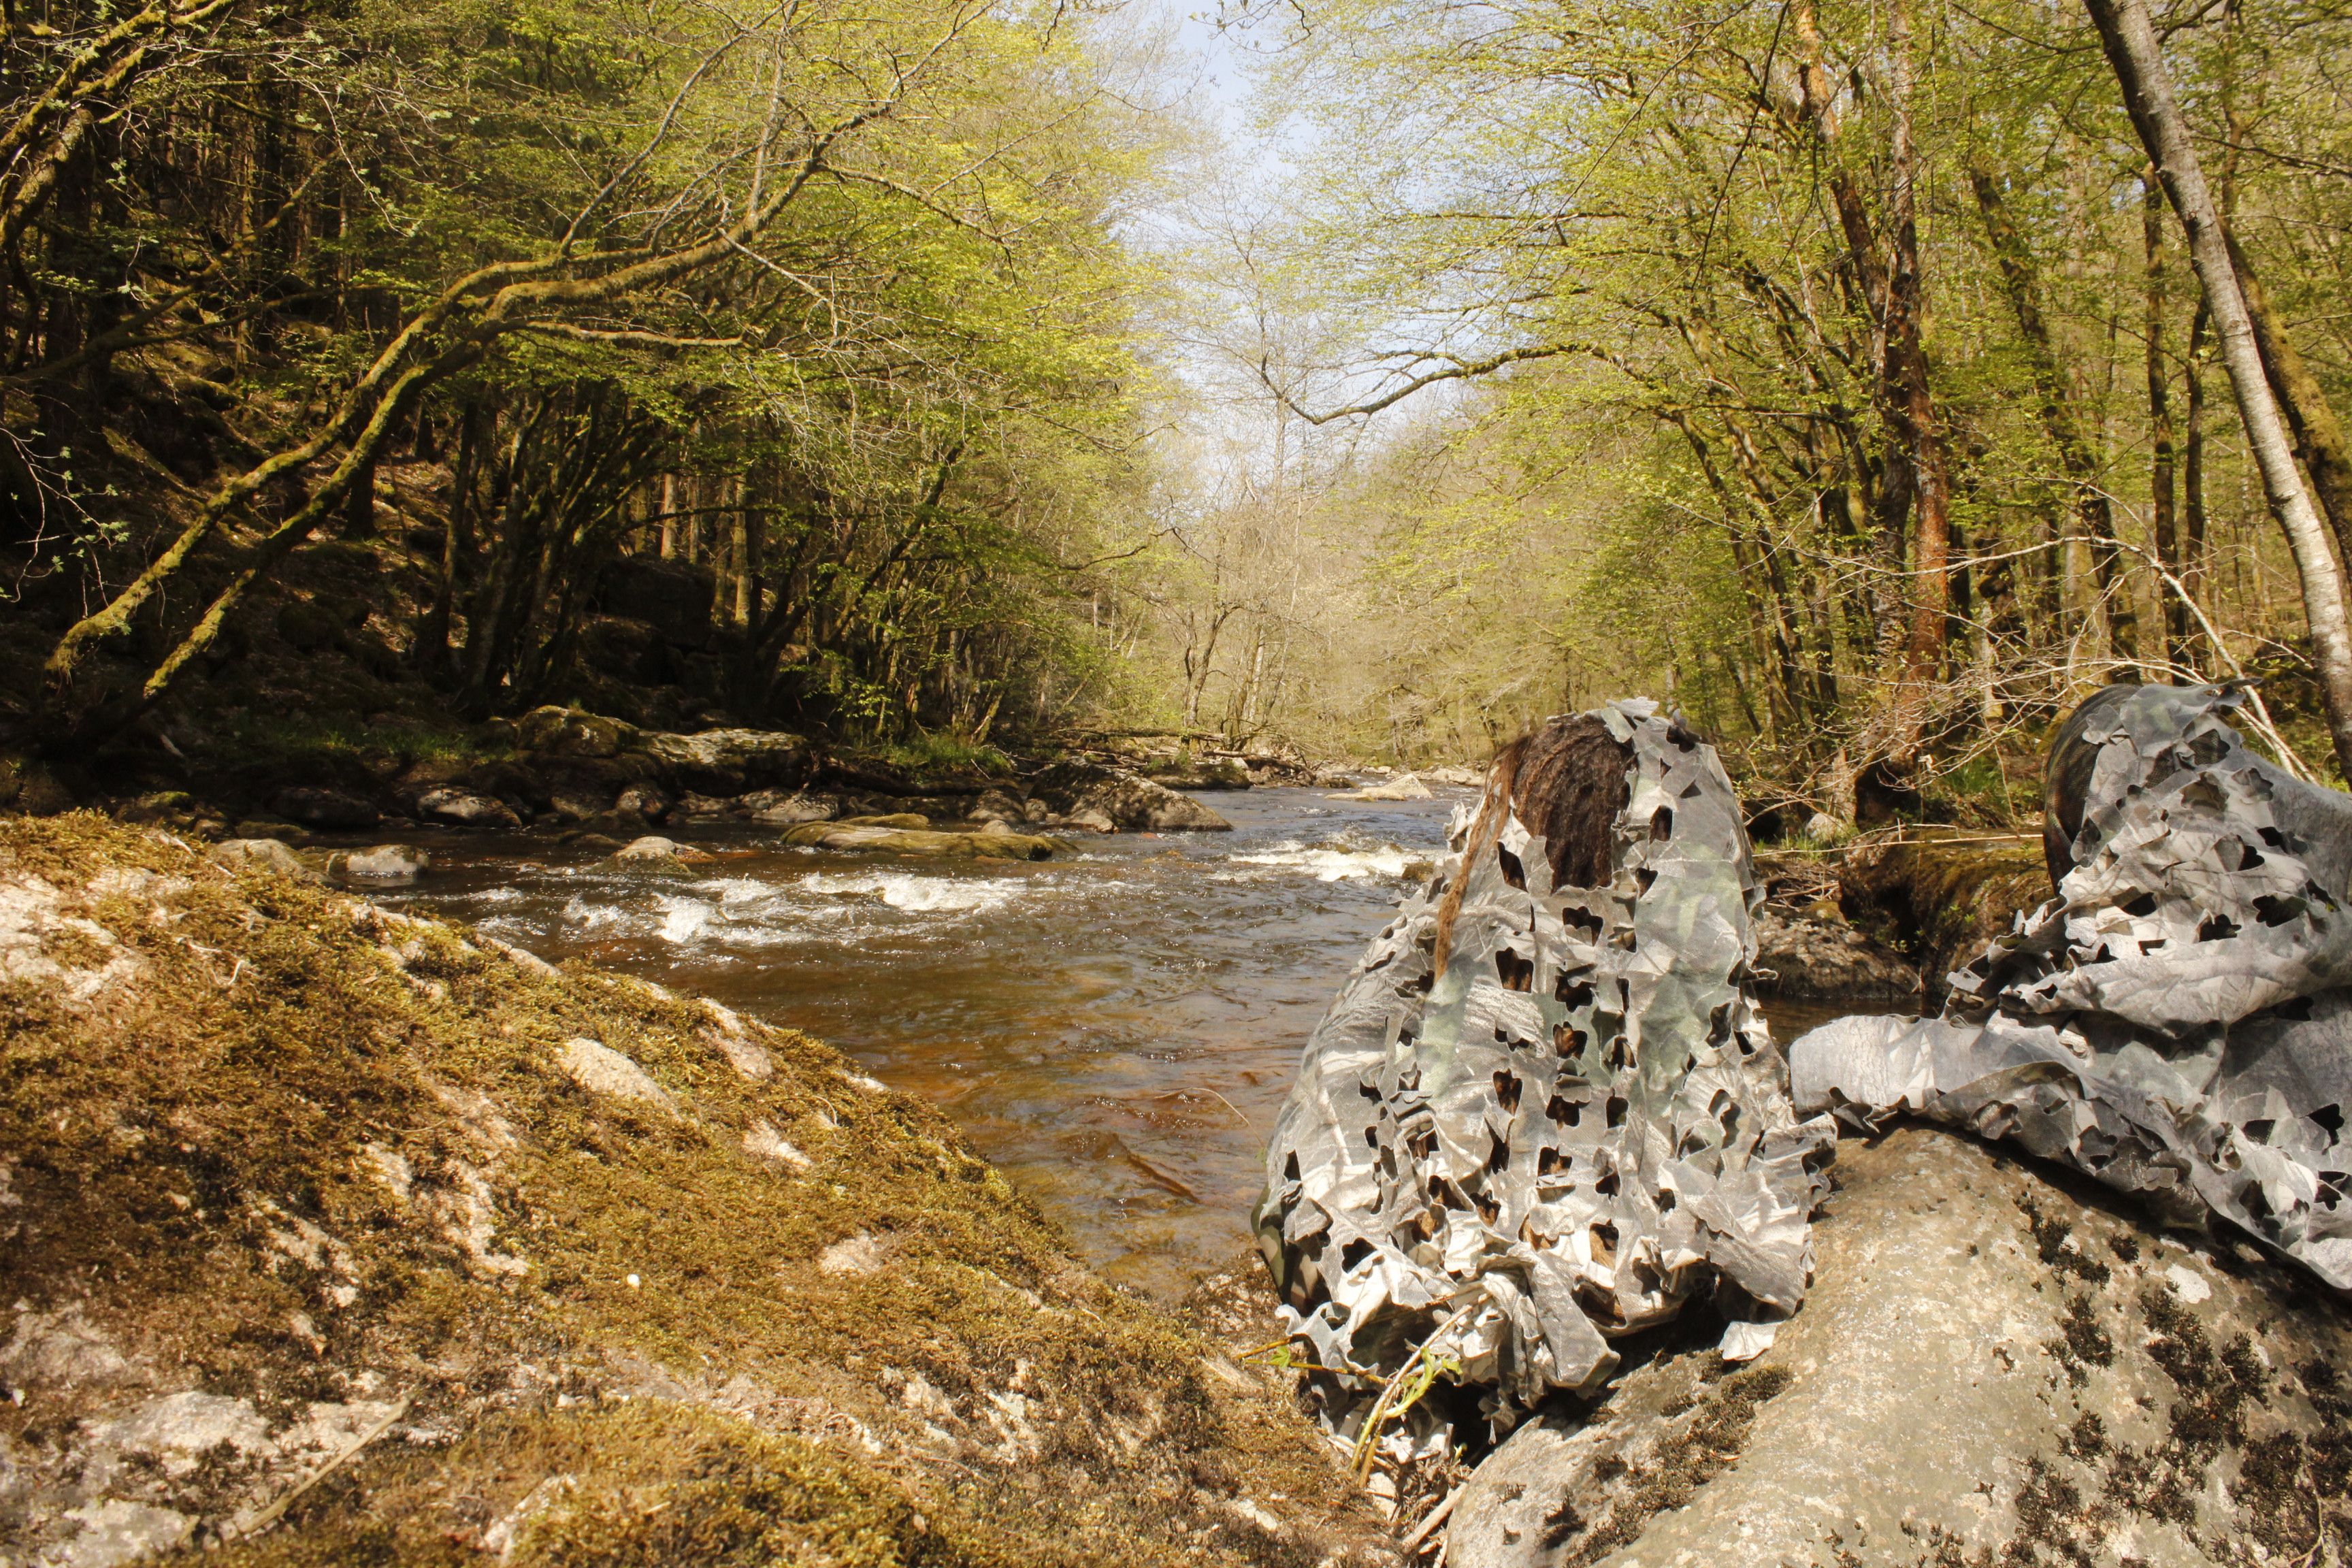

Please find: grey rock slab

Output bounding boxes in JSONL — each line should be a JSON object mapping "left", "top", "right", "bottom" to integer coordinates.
{"left": 49, "top": 1499, "right": 193, "bottom": 1568}
{"left": 1449, "top": 1123, "right": 2352, "bottom": 1568}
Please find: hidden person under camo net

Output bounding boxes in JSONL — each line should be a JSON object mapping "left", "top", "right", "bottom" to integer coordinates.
{"left": 1254, "top": 700, "right": 1837, "bottom": 1456}
{"left": 1792, "top": 683, "right": 2352, "bottom": 1287}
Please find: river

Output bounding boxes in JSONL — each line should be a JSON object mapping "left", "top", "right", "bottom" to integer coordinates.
{"left": 387, "top": 787, "right": 1852, "bottom": 1299}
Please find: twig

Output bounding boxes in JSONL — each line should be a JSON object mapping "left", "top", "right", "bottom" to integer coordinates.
{"left": 1400, "top": 1483, "right": 1465, "bottom": 1555}
{"left": 1201, "top": 1088, "right": 1254, "bottom": 1130}
{"left": 228, "top": 1396, "right": 410, "bottom": 1539}
{"left": 1351, "top": 1298, "right": 1481, "bottom": 1482}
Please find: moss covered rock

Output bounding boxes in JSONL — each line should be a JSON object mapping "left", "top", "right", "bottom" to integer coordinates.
{"left": 0, "top": 816, "right": 1390, "bottom": 1568}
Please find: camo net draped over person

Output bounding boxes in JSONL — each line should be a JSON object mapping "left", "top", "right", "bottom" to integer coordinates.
{"left": 1255, "top": 700, "right": 1837, "bottom": 1453}
{"left": 1792, "top": 683, "right": 2352, "bottom": 1287}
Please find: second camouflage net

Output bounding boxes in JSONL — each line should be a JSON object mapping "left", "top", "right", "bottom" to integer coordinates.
{"left": 1792, "top": 683, "right": 2352, "bottom": 1288}
{"left": 1255, "top": 700, "right": 1836, "bottom": 1458}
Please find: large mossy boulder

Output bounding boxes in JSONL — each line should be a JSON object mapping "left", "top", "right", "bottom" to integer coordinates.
{"left": 0, "top": 816, "right": 1390, "bottom": 1568}
{"left": 1143, "top": 756, "right": 1254, "bottom": 791}
{"left": 1447, "top": 1124, "right": 2352, "bottom": 1567}
{"left": 515, "top": 704, "right": 636, "bottom": 760}
{"left": 634, "top": 727, "right": 812, "bottom": 796}
{"left": 1028, "top": 760, "right": 1232, "bottom": 832}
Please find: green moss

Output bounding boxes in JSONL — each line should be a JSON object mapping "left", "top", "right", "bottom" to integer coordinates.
{"left": 0, "top": 815, "right": 1384, "bottom": 1567}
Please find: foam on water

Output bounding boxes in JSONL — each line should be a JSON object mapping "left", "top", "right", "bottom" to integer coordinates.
{"left": 560, "top": 894, "right": 632, "bottom": 932}
{"left": 792, "top": 870, "right": 1024, "bottom": 914}
{"left": 655, "top": 894, "right": 716, "bottom": 945}
{"left": 1229, "top": 840, "right": 1418, "bottom": 881}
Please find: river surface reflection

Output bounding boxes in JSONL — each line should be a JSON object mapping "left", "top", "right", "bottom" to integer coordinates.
{"left": 386, "top": 788, "right": 1854, "bottom": 1298}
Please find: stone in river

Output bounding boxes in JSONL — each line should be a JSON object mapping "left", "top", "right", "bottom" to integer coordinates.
{"left": 614, "top": 783, "right": 670, "bottom": 821}
{"left": 967, "top": 788, "right": 1028, "bottom": 824}
{"left": 743, "top": 789, "right": 836, "bottom": 826}
{"left": 414, "top": 787, "right": 521, "bottom": 828}
{"left": 835, "top": 813, "right": 930, "bottom": 830}
{"left": 1446, "top": 1123, "right": 2352, "bottom": 1567}
{"left": 780, "top": 823, "right": 1057, "bottom": 861}
{"left": 210, "top": 838, "right": 318, "bottom": 882}
{"left": 612, "top": 836, "right": 715, "bottom": 864}
{"left": 1332, "top": 774, "right": 1432, "bottom": 801}
{"left": 332, "top": 845, "right": 430, "bottom": 882}
{"left": 1027, "top": 762, "right": 1232, "bottom": 832}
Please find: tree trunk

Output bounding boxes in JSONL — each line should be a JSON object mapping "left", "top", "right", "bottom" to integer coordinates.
{"left": 1970, "top": 163, "right": 2137, "bottom": 662}
{"left": 2144, "top": 178, "right": 2186, "bottom": 666}
{"left": 420, "top": 399, "right": 484, "bottom": 676}
{"left": 2084, "top": 0, "right": 2352, "bottom": 777}
{"left": 2184, "top": 300, "right": 2210, "bottom": 606}
{"left": 340, "top": 447, "right": 378, "bottom": 539}
{"left": 731, "top": 476, "right": 753, "bottom": 626}
{"left": 2225, "top": 233, "right": 2352, "bottom": 575}
{"left": 1794, "top": 0, "right": 1952, "bottom": 760}
{"left": 1884, "top": 0, "right": 1952, "bottom": 717}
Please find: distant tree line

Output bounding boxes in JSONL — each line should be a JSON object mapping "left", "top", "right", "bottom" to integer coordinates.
{"left": 1199, "top": 0, "right": 2352, "bottom": 806}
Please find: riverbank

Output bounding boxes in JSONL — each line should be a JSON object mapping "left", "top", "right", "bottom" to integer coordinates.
{"left": 0, "top": 815, "right": 1397, "bottom": 1567}
{"left": 1, "top": 703, "right": 1263, "bottom": 847}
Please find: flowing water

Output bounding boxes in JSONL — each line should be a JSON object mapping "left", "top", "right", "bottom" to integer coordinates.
{"left": 386, "top": 789, "right": 1857, "bottom": 1299}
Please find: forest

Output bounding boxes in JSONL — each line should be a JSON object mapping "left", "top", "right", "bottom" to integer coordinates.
{"left": 3, "top": 0, "right": 2351, "bottom": 823}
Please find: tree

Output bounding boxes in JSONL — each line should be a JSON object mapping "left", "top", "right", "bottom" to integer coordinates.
{"left": 2081, "top": 0, "right": 2352, "bottom": 778}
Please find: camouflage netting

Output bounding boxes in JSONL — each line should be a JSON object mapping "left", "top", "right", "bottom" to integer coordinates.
{"left": 1255, "top": 701, "right": 1836, "bottom": 1454}
{"left": 1792, "top": 683, "right": 2352, "bottom": 1287}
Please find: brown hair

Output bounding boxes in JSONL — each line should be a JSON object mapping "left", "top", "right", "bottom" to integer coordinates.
{"left": 1428, "top": 714, "right": 1635, "bottom": 980}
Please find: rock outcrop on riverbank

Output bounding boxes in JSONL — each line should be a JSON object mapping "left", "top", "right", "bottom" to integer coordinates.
{"left": 1835, "top": 831, "right": 2050, "bottom": 998}
{"left": 34, "top": 706, "right": 1243, "bottom": 847}
{"left": 1027, "top": 759, "right": 1234, "bottom": 832}
{"left": 0, "top": 816, "right": 1392, "bottom": 1568}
